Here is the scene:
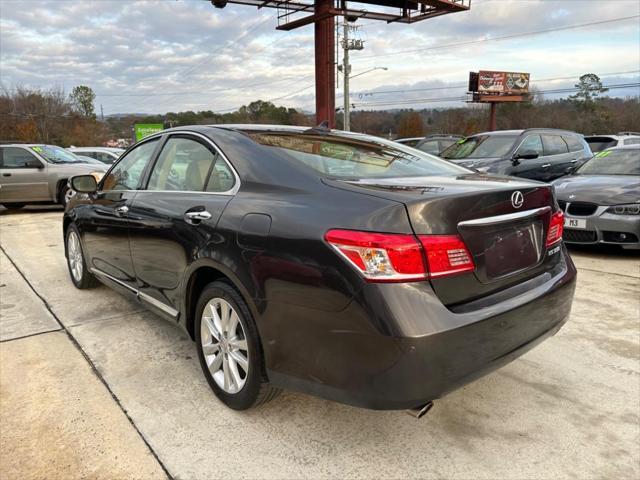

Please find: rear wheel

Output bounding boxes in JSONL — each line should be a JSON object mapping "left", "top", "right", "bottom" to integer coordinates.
{"left": 65, "top": 224, "right": 98, "bottom": 289}
{"left": 195, "top": 281, "right": 280, "bottom": 410}
{"left": 2, "top": 203, "right": 25, "bottom": 210}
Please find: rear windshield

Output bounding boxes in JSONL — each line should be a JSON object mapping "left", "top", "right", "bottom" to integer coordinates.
{"left": 440, "top": 135, "right": 518, "bottom": 159}
{"left": 585, "top": 137, "right": 617, "bottom": 153}
{"left": 246, "top": 131, "right": 469, "bottom": 179}
{"left": 577, "top": 149, "right": 640, "bottom": 175}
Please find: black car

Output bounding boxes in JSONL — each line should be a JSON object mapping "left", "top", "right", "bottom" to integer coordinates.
{"left": 64, "top": 125, "right": 576, "bottom": 412}
{"left": 440, "top": 129, "right": 592, "bottom": 181}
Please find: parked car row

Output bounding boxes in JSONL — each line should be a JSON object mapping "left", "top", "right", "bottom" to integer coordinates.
{"left": 398, "top": 129, "right": 639, "bottom": 250}
{"left": 0, "top": 144, "right": 110, "bottom": 209}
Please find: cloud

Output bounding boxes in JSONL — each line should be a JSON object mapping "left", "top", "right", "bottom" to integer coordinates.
{"left": 0, "top": 0, "right": 638, "bottom": 114}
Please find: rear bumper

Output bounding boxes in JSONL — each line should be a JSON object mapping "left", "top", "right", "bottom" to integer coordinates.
{"left": 267, "top": 246, "right": 577, "bottom": 410}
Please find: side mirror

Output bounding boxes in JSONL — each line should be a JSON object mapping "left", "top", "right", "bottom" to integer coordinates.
{"left": 514, "top": 152, "right": 540, "bottom": 161}
{"left": 70, "top": 175, "right": 97, "bottom": 193}
{"left": 25, "top": 160, "right": 44, "bottom": 169}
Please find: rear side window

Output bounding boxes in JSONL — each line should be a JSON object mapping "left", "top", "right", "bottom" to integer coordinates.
{"left": 563, "top": 135, "right": 585, "bottom": 153}
{"left": 542, "top": 135, "right": 569, "bottom": 155}
{"left": 147, "top": 136, "right": 235, "bottom": 193}
{"left": 585, "top": 137, "right": 617, "bottom": 153}
{"left": 102, "top": 138, "right": 159, "bottom": 191}
{"left": 0, "top": 147, "right": 40, "bottom": 168}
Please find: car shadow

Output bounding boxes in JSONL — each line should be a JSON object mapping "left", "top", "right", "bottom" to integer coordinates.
{"left": 0, "top": 205, "right": 63, "bottom": 215}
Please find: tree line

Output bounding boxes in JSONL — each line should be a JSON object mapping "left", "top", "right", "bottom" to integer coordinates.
{"left": 1, "top": 75, "right": 638, "bottom": 146}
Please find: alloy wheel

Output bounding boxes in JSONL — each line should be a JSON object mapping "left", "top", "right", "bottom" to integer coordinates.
{"left": 67, "top": 230, "right": 83, "bottom": 282}
{"left": 200, "top": 298, "right": 249, "bottom": 394}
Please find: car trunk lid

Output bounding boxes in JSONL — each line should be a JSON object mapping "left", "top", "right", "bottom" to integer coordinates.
{"left": 325, "top": 174, "right": 560, "bottom": 306}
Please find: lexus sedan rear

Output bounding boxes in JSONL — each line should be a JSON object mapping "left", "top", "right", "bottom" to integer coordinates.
{"left": 63, "top": 125, "right": 576, "bottom": 411}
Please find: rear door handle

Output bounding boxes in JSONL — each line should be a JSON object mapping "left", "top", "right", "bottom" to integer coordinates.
{"left": 541, "top": 164, "right": 551, "bottom": 168}
{"left": 2, "top": 173, "right": 10, "bottom": 177}
{"left": 185, "top": 210, "right": 212, "bottom": 223}
{"left": 115, "top": 205, "right": 129, "bottom": 216}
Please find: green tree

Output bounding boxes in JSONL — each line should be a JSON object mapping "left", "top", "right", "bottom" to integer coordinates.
{"left": 69, "top": 85, "right": 96, "bottom": 117}
{"left": 570, "top": 74, "right": 608, "bottom": 104}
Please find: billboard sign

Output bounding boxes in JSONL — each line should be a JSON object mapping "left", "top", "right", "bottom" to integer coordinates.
{"left": 134, "top": 123, "right": 164, "bottom": 141}
{"left": 477, "top": 71, "right": 530, "bottom": 95}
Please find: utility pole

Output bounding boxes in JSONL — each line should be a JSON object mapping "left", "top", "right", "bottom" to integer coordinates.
{"left": 100, "top": 104, "right": 104, "bottom": 121}
{"left": 340, "top": 21, "right": 363, "bottom": 131}
{"left": 342, "top": 21, "right": 351, "bottom": 131}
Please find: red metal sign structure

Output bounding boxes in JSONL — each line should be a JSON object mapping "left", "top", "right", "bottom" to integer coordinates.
{"left": 210, "top": 0, "right": 471, "bottom": 127}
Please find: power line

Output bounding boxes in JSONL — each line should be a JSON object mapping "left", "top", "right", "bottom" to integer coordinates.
{"left": 353, "top": 70, "right": 640, "bottom": 97}
{"left": 358, "top": 15, "right": 640, "bottom": 60}
{"left": 351, "top": 82, "right": 640, "bottom": 108}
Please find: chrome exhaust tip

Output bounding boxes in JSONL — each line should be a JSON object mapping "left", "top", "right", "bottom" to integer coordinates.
{"left": 406, "top": 401, "right": 433, "bottom": 419}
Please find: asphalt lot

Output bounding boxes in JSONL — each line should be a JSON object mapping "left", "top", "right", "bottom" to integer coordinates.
{"left": 1, "top": 205, "right": 639, "bottom": 480}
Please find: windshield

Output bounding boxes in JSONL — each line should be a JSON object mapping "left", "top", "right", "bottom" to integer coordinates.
{"left": 577, "top": 149, "right": 640, "bottom": 175}
{"left": 31, "top": 145, "right": 83, "bottom": 164}
{"left": 246, "top": 131, "right": 469, "bottom": 179}
{"left": 440, "top": 135, "right": 519, "bottom": 159}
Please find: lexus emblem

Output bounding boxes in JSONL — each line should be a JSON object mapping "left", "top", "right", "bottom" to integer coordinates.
{"left": 511, "top": 191, "right": 524, "bottom": 209}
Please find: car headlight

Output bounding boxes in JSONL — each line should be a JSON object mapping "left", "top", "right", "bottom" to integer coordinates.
{"left": 90, "top": 171, "right": 105, "bottom": 182}
{"left": 606, "top": 204, "right": 640, "bottom": 215}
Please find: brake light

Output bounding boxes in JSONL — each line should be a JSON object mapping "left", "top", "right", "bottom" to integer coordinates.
{"left": 325, "top": 230, "right": 427, "bottom": 282}
{"left": 325, "top": 230, "right": 475, "bottom": 282}
{"left": 546, "top": 210, "right": 564, "bottom": 247}
{"left": 418, "top": 235, "right": 475, "bottom": 278}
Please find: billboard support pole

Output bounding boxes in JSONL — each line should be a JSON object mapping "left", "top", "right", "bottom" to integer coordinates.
{"left": 314, "top": 0, "right": 335, "bottom": 127}
{"left": 489, "top": 102, "right": 497, "bottom": 131}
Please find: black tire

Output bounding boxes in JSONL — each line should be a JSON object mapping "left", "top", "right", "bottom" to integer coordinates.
{"left": 58, "top": 183, "right": 74, "bottom": 206}
{"left": 65, "top": 224, "right": 99, "bottom": 289}
{"left": 195, "top": 280, "right": 281, "bottom": 410}
{"left": 2, "top": 203, "right": 25, "bottom": 209}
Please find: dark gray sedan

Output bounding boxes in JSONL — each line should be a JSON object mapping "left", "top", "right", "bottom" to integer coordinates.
{"left": 553, "top": 145, "right": 640, "bottom": 249}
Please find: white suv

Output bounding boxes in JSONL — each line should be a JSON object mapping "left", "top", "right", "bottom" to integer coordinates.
{"left": 585, "top": 132, "right": 640, "bottom": 153}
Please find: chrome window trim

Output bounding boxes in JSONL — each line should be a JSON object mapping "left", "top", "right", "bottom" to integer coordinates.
{"left": 458, "top": 206, "right": 551, "bottom": 227}
{"left": 99, "top": 130, "right": 241, "bottom": 196}
{"left": 90, "top": 267, "right": 179, "bottom": 318}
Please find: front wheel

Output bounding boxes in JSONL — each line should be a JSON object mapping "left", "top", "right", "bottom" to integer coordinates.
{"left": 195, "top": 281, "right": 280, "bottom": 410}
{"left": 59, "top": 184, "right": 75, "bottom": 206}
{"left": 65, "top": 224, "right": 98, "bottom": 289}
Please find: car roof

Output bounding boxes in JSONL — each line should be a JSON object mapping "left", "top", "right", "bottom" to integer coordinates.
{"left": 471, "top": 128, "right": 582, "bottom": 137}
{"left": 1, "top": 143, "right": 48, "bottom": 147}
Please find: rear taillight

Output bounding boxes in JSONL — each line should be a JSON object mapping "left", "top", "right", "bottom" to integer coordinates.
{"left": 324, "top": 230, "right": 427, "bottom": 282}
{"left": 546, "top": 210, "right": 564, "bottom": 247}
{"left": 325, "top": 230, "right": 475, "bottom": 282}
{"left": 418, "top": 235, "right": 475, "bottom": 278}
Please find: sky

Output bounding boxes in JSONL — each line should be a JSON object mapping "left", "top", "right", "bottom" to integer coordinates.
{"left": 1, "top": 0, "right": 639, "bottom": 115}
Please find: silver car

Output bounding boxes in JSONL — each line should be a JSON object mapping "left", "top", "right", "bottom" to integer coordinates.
{"left": 0, "top": 144, "right": 107, "bottom": 209}
{"left": 553, "top": 145, "right": 640, "bottom": 250}
{"left": 67, "top": 147, "right": 124, "bottom": 164}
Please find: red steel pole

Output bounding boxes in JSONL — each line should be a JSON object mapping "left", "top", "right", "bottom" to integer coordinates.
{"left": 314, "top": 0, "right": 335, "bottom": 127}
{"left": 488, "top": 102, "right": 497, "bottom": 131}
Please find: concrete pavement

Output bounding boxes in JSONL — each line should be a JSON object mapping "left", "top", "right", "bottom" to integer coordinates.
{"left": 1, "top": 208, "right": 639, "bottom": 479}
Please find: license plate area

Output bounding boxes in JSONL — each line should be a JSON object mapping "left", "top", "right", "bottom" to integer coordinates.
{"left": 564, "top": 217, "right": 586, "bottom": 229}
{"left": 459, "top": 218, "right": 545, "bottom": 283}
